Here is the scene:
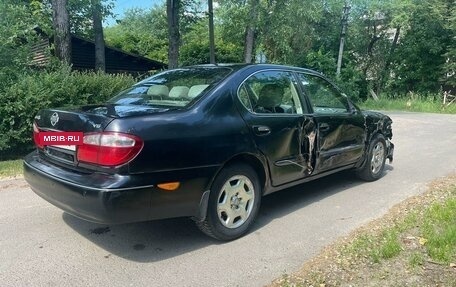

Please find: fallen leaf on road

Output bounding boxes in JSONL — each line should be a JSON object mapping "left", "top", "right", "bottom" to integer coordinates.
{"left": 419, "top": 237, "right": 428, "bottom": 245}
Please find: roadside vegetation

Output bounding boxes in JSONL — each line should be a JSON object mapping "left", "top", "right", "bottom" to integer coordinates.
{"left": 0, "top": 66, "right": 135, "bottom": 160}
{"left": 361, "top": 97, "right": 456, "bottom": 114}
{"left": 0, "top": 0, "right": 454, "bottom": 160}
{"left": 0, "top": 160, "right": 23, "bottom": 179}
{"left": 273, "top": 175, "right": 456, "bottom": 287}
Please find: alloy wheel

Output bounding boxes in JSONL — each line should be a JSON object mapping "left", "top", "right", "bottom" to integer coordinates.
{"left": 370, "top": 142, "right": 385, "bottom": 174}
{"left": 216, "top": 175, "right": 255, "bottom": 229}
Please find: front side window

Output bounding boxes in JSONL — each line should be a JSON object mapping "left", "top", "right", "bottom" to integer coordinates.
{"left": 297, "top": 73, "right": 349, "bottom": 114}
{"left": 238, "top": 71, "right": 305, "bottom": 114}
{"left": 109, "top": 67, "right": 232, "bottom": 107}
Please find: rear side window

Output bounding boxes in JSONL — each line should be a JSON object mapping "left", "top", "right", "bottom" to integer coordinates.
{"left": 297, "top": 73, "right": 349, "bottom": 114}
{"left": 238, "top": 71, "right": 306, "bottom": 114}
{"left": 109, "top": 67, "right": 232, "bottom": 107}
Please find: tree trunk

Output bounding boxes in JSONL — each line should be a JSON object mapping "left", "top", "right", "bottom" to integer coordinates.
{"left": 244, "top": 0, "right": 259, "bottom": 63}
{"left": 167, "top": 0, "right": 180, "bottom": 69}
{"left": 336, "top": 4, "right": 350, "bottom": 78}
{"left": 377, "top": 26, "right": 401, "bottom": 95}
{"left": 92, "top": 0, "right": 105, "bottom": 72}
{"left": 51, "top": 0, "right": 71, "bottom": 65}
{"left": 208, "top": 0, "right": 215, "bottom": 64}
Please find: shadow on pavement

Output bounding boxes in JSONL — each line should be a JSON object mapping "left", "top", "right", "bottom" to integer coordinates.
{"left": 63, "top": 166, "right": 393, "bottom": 262}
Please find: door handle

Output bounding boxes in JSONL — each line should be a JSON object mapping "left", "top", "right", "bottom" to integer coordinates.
{"left": 319, "top": 123, "right": 330, "bottom": 131}
{"left": 253, "top": 125, "right": 271, "bottom": 135}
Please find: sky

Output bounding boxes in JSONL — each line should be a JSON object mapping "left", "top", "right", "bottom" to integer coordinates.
{"left": 106, "top": 0, "right": 163, "bottom": 26}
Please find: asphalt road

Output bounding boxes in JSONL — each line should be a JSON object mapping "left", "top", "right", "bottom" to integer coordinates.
{"left": 1, "top": 112, "right": 455, "bottom": 287}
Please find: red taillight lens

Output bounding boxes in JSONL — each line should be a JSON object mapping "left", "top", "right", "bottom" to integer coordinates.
{"left": 77, "top": 132, "right": 143, "bottom": 167}
{"left": 33, "top": 122, "right": 44, "bottom": 149}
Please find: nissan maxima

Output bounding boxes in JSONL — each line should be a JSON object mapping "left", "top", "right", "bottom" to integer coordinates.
{"left": 24, "top": 64, "right": 394, "bottom": 240}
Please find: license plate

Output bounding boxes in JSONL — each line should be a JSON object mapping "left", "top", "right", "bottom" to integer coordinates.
{"left": 50, "top": 145, "right": 76, "bottom": 151}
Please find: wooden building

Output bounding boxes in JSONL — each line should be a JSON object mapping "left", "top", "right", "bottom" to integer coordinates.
{"left": 31, "top": 30, "right": 166, "bottom": 75}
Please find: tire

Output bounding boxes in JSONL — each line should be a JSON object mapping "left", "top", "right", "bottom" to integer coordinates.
{"left": 196, "top": 164, "right": 261, "bottom": 241}
{"left": 356, "top": 134, "right": 387, "bottom": 182}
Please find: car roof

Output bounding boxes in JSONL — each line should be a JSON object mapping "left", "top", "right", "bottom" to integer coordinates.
{"left": 187, "top": 63, "right": 325, "bottom": 76}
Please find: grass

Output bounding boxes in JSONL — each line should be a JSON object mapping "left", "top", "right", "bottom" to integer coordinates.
{"left": 409, "top": 251, "right": 425, "bottom": 268}
{"left": 373, "top": 230, "right": 402, "bottom": 261}
{"left": 361, "top": 97, "right": 456, "bottom": 114}
{"left": 422, "top": 198, "right": 456, "bottom": 263}
{"left": 0, "top": 159, "right": 23, "bottom": 179}
{"left": 342, "top": 224, "right": 403, "bottom": 265}
{"left": 272, "top": 175, "right": 456, "bottom": 287}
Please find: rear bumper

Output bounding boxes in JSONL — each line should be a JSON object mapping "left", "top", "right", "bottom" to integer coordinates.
{"left": 23, "top": 152, "right": 216, "bottom": 224}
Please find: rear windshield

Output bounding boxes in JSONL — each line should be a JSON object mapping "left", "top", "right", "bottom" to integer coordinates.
{"left": 108, "top": 67, "right": 232, "bottom": 107}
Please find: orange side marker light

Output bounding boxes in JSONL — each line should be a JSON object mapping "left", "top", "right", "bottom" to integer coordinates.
{"left": 157, "top": 182, "right": 180, "bottom": 191}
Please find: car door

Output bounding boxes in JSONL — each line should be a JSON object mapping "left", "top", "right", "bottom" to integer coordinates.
{"left": 237, "top": 70, "right": 316, "bottom": 186}
{"left": 296, "top": 72, "right": 366, "bottom": 173}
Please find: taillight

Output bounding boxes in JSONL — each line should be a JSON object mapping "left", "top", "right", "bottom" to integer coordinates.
{"left": 77, "top": 132, "right": 143, "bottom": 167}
{"left": 33, "top": 122, "right": 44, "bottom": 149}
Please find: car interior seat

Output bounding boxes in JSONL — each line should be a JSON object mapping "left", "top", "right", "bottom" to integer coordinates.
{"left": 188, "top": 84, "right": 210, "bottom": 98}
{"left": 169, "top": 86, "right": 189, "bottom": 99}
{"left": 146, "top": 85, "right": 169, "bottom": 100}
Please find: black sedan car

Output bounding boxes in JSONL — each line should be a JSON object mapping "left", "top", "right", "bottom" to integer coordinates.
{"left": 24, "top": 64, "right": 394, "bottom": 240}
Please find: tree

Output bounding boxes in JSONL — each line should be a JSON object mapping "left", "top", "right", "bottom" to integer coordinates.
{"left": 100, "top": 0, "right": 453, "bottom": 98}
{"left": 435, "top": 0, "right": 455, "bottom": 89}
{"left": 104, "top": 6, "right": 169, "bottom": 63}
{"left": 243, "top": 0, "right": 259, "bottom": 63}
{"left": 388, "top": 0, "right": 452, "bottom": 94}
{"left": 51, "top": 0, "right": 71, "bottom": 64}
{"left": 208, "top": 0, "right": 215, "bottom": 64}
{"left": 0, "top": 0, "right": 47, "bottom": 87}
{"left": 91, "top": 0, "right": 105, "bottom": 71}
{"left": 180, "top": 19, "right": 242, "bottom": 65}
{"left": 167, "top": 0, "right": 181, "bottom": 68}
{"left": 64, "top": 0, "right": 114, "bottom": 38}
{"left": 376, "top": 26, "right": 400, "bottom": 95}
{"left": 336, "top": 3, "right": 350, "bottom": 78}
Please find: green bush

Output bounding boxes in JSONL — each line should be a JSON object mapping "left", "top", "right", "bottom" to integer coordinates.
{"left": 180, "top": 39, "right": 243, "bottom": 66}
{"left": 361, "top": 93, "right": 456, "bottom": 114}
{"left": 0, "top": 66, "right": 135, "bottom": 159}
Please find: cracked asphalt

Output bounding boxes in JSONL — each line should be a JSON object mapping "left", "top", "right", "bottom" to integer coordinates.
{"left": 1, "top": 111, "right": 455, "bottom": 287}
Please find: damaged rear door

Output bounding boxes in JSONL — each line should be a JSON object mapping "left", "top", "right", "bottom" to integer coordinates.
{"left": 238, "top": 70, "right": 317, "bottom": 186}
{"left": 296, "top": 73, "right": 365, "bottom": 172}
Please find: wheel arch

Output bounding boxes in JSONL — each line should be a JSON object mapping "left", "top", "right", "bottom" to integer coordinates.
{"left": 357, "top": 128, "right": 386, "bottom": 169}
{"left": 356, "top": 131, "right": 387, "bottom": 181}
{"left": 194, "top": 152, "right": 268, "bottom": 223}
{"left": 216, "top": 153, "right": 268, "bottom": 193}
{"left": 355, "top": 116, "right": 387, "bottom": 170}
{"left": 367, "top": 129, "right": 384, "bottom": 146}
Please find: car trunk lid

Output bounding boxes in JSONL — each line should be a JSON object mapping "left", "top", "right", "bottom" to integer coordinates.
{"left": 33, "top": 107, "right": 115, "bottom": 167}
{"left": 35, "top": 107, "right": 114, "bottom": 133}
{"left": 33, "top": 104, "right": 165, "bottom": 168}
